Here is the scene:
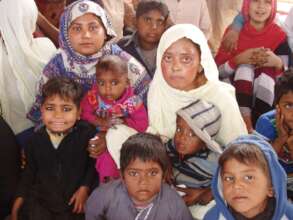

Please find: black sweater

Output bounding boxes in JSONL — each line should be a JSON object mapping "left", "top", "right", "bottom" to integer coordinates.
{"left": 16, "top": 121, "right": 97, "bottom": 213}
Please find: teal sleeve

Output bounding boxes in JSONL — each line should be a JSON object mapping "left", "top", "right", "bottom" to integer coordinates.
{"left": 231, "top": 13, "right": 244, "bottom": 32}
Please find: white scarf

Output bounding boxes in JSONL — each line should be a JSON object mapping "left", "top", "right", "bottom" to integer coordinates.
{"left": 147, "top": 24, "right": 247, "bottom": 142}
{"left": 0, "top": 0, "right": 56, "bottom": 133}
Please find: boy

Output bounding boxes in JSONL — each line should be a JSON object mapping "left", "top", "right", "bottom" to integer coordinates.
{"left": 11, "top": 77, "right": 97, "bottom": 220}
{"left": 85, "top": 133, "right": 193, "bottom": 220}
{"left": 166, "top": 99, "right": 222, "bottom": 220}
{"left": 117, "top": 0, "right": 169, "bottom": 78}
{"left": 204, "top": 134, "right": 293, "bottom": 220}
{"left": 256, "top": 69, "right": 293, "bottom": 196}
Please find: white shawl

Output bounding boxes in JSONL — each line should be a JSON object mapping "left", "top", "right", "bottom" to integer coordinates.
{"left": 147, "top": 24, "right": 247, "bottom": 144}
{"left": 0, "top": 0, "right": 56, "bottom": 133}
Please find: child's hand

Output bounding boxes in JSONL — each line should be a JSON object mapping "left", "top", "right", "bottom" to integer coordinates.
{"left": 222, "top": 29, "right": 240, "bottom": 52}
{"left": 262, "top": 49, "right": 283, "bottom": 70}
{"left": 198, "top": 188, "right": 213, "bottom": 205}
{"left": 94, "top": 116, "right": 111, "bottom": 132}
{"left": 250, "top": 48, "right": 268, "bottom": 67}
{"left": 176, "top": 187, "right": 206, "bottom": 206}
{"left": 68, "top": 186, "right": 89, "bottom": 214}
{"left": 273, "top": 106, "right": 289, "bottom": 154}
{"left": 234, "top": 48, "right": 260, "bottom": 66}
{"left": 88, "top": 132, "right": 107, "bottom": 158}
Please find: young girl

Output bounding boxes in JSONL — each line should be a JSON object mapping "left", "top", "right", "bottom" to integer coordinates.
{"left": 81, "top": 55, "right": 148, "bottom": 183}
{"left": 215, "top": 0, "right": 291, "bottom": 131}
{"left": 99, "top": 24, "right": 247, "bottom": 168}
{"left": 0, "top": 0, "right": 56, "bottom": 134}
{"left": 28, "top": 0, "right": 150, "bottom": 124}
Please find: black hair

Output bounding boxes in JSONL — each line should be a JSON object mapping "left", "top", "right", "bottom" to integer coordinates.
{"left": 136, "top": 0, "right": 169, "bottom": 19}
{"left": 41, "top": 76, "right": 83, "bottom": 108}
{"left": 120, "top": 133, "right": 170, "bottom": 176}
{"left": 96, "top": 55, "right": 128, "bottom": 77}
{"left": 274, "top": 68, "right": 293, "bottom": 105}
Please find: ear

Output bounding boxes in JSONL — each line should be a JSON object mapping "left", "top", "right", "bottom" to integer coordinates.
{"left": 267, "top": 186, "right": 274, "bottom": 197}
{"left": 198, "top": 65, "right": 204, "bottom": 74}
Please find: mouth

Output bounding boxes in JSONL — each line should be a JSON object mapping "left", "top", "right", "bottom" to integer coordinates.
{"left": 80, "top": 43, "right": 94, "bottom": 47}
{"left": 232, "top": 196, "right": 248, "bottom": 202}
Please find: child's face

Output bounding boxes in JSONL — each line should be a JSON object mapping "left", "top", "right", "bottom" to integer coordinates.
{"left": 278, "top": 91, "right": 293, "bottom": 131}
{"left": 68, "top": 13, "right": 106, "bottom": 56}
{"left": 174, "top": 116, "right": 205, "bottom": 156}
{"left": 96, "top": 71, "right": 128, "bottom": 101}
{"left": 136, "top": 10, "right": 166, "bottom": 47}
{"left": 41, "top": 95, "right": 80, "bottom": 133}
{"left": 161, "top": 38, "right": 202, "bottom": 91}
{"left": 122, "top": 158, "right": 163, "bottom": 206}
{"left": 221, "top": 158, "right": 273, "bottom": 218}
{"left": 249, "top": 0, "right": 272, "bottom": 26}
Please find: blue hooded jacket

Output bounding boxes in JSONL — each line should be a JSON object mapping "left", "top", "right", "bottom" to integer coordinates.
{"left": 204, "top": 135, "right": 293, "bottom": 220}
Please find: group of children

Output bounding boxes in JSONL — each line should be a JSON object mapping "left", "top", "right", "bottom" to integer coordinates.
{"left": 1, "top": 0, "right": 293, "bottom": 219}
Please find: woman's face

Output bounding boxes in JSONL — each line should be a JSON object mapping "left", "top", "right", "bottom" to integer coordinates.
{"left": 161, "top": 38, "right": 202, "bottom": 91}
{"left": 249, "top": 0, "right": 272, "bottom": 27}
{"left": 68, "top": 13, "right": 106, "bottom": 56}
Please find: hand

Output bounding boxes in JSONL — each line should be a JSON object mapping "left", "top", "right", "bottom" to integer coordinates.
{"left": 88, "top": 133, "right": 107, "bottom": 158}
{"left": 262, "top": 49, "right": 283, "bottom": 70}
{"left": 222, "top": 28, "right": 240, "bottom": 52}
{"left": 176, "top": 187, "right": 206, "bottom": 206}
{"left": 94, "top": 116, "right": 111, "bottom": 132}
{"left": 11, "top": 197, "right": 24, "bottom": 220}
{"left": 68, "top": 186, "right": 89, "bottom": 214}
{"left": 249, "top": 48, "right": 268, "bottom": 67}
{"left": 234, "top": 48, "right": 261, "bottom": 66}
{"left": 198, "top": 188, "right": 213, "bottom": 205}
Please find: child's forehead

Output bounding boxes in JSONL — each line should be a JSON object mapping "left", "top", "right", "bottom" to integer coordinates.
{"left": 222, "top": 158, "right": 263, "bottom": 173}
{"left": 139, "top": 9, "right": 167, "bottom": 18}
{"left": 96, "top": 70, "right": 127, "bottom": 79}
{"left": 70, "top": 13, "right": 102, "bottom": 25}
{"left": 126, "top": 158, "right": 162, "bottom": 170}
{"left": 43, "top": 94, "right": 75, "bottom": 105}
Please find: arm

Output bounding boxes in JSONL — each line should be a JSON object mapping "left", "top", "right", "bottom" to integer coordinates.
{"left": 125, "top": 103, "right": 148, "bottom": 132}
{"left": 80, "top": 93, "right": 99, "bottom": 124}
{"left": 37, "top": 12, "right": 59, "bottom": 47}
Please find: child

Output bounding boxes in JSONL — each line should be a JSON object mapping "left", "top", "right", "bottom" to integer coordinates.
{"left": 166, "top": 99, "right": 222, "bottom": 219}
{"left": 81, "top": 55, "right": 148, "bottom": 183}
{"left": 0, "top": 0, "right": 56, "bottom": 134}
{"left": 215, "top": 0, "right": 291, "bottom": 131}
{"left": 104, "top": 24, "right": 247, "bottom": 167}
{"left": 118, "top": 0, "right": 169, "bottom": 78}
{"left": 11, "top": 77, "right": 97, "bottom": 220}
{"left": 28, "top": 0, "right": 150, "bottom": 124}
{"left": 256, "top": 68, "right": 293, "bottom": 195}
{"left": 85, "top": 133, "right": 193, "bottom": 220}
{"left": 204, "top": 134, "right": 293, "bottom": 220}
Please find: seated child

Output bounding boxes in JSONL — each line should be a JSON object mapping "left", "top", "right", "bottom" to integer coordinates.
{"left": 204, "top": 134, "right": 293, "bottom": 220}
{"left": 118, "top": 0, "right": 169, "bottom": 78}
{"left": 215, "top": 0, "right": 291, "bottom": 132}
{"left": 81, "top": 55, "right": 148, "bottom": 183}
{"left": 11, "top": 77, "right": 97, "bottom": 220}
{"left": 256, "top": 68, "right": 293, "bottom": 196}
{"left": 85, "top": 133, "right": 193, "bottom": 220}
{"left": 166, "top": 99, "right": 222, "bottom": 220}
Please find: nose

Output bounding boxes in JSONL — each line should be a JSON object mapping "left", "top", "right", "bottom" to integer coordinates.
{"left": 53, "top": 109, "right": 63, "bottom": 118}
{"left": 232, "top": 178, "right": 244, "bottom": 191}
{"left": 82, "top": 29, "right": 91, "bottom": 38}
{"left": 151, "top": 21, "right": 158, "bottom": 29}
{"left": 138, "top": 173, "right": 149, "bottom": 185}
{"left": 171, "top": 58, "right": 181, "bottom": 72}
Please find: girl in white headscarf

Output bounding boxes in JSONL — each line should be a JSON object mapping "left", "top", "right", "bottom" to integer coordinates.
{"left": 0, "top": 0, "right": 56, "bottom": 134}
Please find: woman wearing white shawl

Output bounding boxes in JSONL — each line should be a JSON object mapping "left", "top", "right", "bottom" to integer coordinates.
{"left": 105, "top": 24, "right": 247, "bottom": 166}
{"left": 0, "top": 0, "right": 56, "bottom": 134}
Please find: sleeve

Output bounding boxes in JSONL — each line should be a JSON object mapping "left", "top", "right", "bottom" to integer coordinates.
{"left": 85, "top": 187, "right": 109, "bottom": 220}
{"left": 15, "top": 139, "right": 36, "bottom": 199}
{"left": 125, "top": 102, "right": 148, "bottom": 132}
{"left": 169, "top": 190, "right": 194, "bottom": 220}
{"left": 80, "top": 92, "right": 97, "bottom": 124}
{"left": 255, "top": 112, "right": 276, "bottom": 141}
{"left": 230, "top": 13, "right": 244, "bottom": 32}
{"left": 274, "top": 40, "right": 292, "bottom": 70}
{"left": 199, "top": 0, "right": 212, "bottom": 39}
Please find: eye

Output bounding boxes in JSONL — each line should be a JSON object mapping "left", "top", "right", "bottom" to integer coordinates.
{"left": 176, "top": 127, "right": 181, "bottom": 133}
{"left": 128, "top": 170, "right": 139, "bottom": 177}
{"left": 156, "top": 19, "right": 165, "bottom": 26}
{"left": 162, "top": 55, "right": 172, "bottom": 63}
{"left": 143, "top": 17, "right": 152, "bottom": 24}
{"left": 243, "top": 175, "right": 254, "bottom": 182}
{"left": 45, "top": 106, "right": 53, "bottom": 111}
{"left": 285, "top": 103, "right": 293, "bottom": 109}
{"left": 111, "top": 80, "right": 118, "bottom": 86}
{"left": 71, "top": 25, "right": 81, "bottom": 32}
{"left": 223, "top": 175, "right": 234, "bottom": 183}
{"left": 181, "top": 56, "right": 192, "bottom": 64}
{"left": 148, "top": 170, "right": 158, "bottom": 176}
{"left": 97, "top": 80, "right": 104, "bottom": 86}
{"left": 63, "top": 107, "right": 72, "bottom": 112}
{"left": 188, "top": 132, "right": 195, "bottom": 137}
{"left": 89, "top": 24, "right": 99, "bottom": 32}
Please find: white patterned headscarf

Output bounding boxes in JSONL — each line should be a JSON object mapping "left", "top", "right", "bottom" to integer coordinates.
{"left": 0, "top": 0, "right": 56, "bottom": 133}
